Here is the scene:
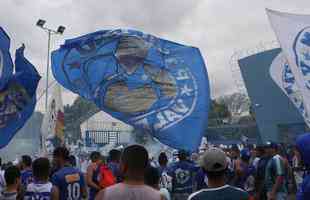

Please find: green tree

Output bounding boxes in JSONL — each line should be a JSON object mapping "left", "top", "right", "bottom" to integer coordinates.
{"left": 208, "top": 100, "right": 231, "bottom": 126}
{"left": 64, "top": 97, "right": 99, "bottom": 142}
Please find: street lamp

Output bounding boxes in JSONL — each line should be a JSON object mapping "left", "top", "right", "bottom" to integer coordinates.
{"left": 36, "top": 19, "right": 65, "bottom": 154}
{"left": 36, "top": 19, "right": 66, "bottom": 111}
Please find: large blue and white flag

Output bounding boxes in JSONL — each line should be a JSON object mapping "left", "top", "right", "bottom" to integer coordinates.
{"left": 0, "top": 29, "right": 41, "bottom": 148}
{"left": 52, "top": 29, "right": 210, "bottom": 151}
{"left": 269, "top": 52, "right": 310, "bottom": 126}
{"left": 267, "top": 9, "right": 310, "bottom": 127}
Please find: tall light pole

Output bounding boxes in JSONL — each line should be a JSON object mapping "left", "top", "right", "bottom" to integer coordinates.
{"left": 36, "top": 19, "right": 66, "bottom": 111}
{"left": 36, "top": 19, "right": 65, "bottom": 153}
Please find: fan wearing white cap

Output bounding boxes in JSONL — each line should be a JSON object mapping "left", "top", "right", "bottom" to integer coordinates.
{"left": 187, "top": 148, "right": 249, "bottom": 200}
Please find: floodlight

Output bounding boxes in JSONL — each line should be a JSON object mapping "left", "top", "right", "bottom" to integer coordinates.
{"left": 36, "top": 19, "right": 46, "bottom": 28}
{"left": 57, "top": 26, "right": 66, "bottom": 34}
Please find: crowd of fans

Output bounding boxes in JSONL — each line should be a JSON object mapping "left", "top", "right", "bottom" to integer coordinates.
{"left": 0, "top": 133, "right": 310, "bottom": 200}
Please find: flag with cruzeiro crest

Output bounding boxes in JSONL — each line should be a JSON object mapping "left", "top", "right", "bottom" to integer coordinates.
{"left": 52, "top": 29, "right": 209, "bottom": 151}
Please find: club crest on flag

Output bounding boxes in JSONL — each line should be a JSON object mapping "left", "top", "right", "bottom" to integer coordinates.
{"left": 59, "top": 31, "right": 198, "bottom": 132}
{"left": 270, "top": 51, "right": 310, "bottom": 125}
{"left": 0, "top": 83, "right": 30, "bottom": 128}
{"left": 0, "top": 28, "right": 40, "bottom": 148}
{"left": 267, "top": 9, "right": 310, "bottom": 127}
{"left": 52, "top": 29, "right": 210, "bottom": 150}
{"left": 294, "top": 27, "right": 310, "bottom": 90}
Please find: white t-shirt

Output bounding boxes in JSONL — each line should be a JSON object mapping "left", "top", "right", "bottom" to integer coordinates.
{"left": 24, "top": 181, "right": 53, "bottom": 200}
{"left": 160, "top": 188, "right": 171, "bottom": 200}
{"left": 102, "top": 183, "right": 161, "bottom": 200}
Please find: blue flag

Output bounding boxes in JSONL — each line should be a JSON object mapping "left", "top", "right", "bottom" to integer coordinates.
{"left": 0, "top": 28, "right": 13, "bottom": 90}
{"left": 0, "top": 29, "right": 41, "bottom": 148}
{"left": 52, "top": 29, "right": 209, "bottom": 151}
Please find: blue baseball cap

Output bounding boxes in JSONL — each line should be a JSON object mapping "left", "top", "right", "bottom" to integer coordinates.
{"left": 240, "top": 148, "right": 251, "bottom": 160}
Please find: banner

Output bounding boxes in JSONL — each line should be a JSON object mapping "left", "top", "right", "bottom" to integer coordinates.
{"left": 0, "top": 28, "right": 41, "bottom": 148}
{"left": 267, "top": 9, "right": 310, "bottom": 126}
{"left": 41, "top": 84, "right": 65, "bottom": 152}
{"left": 52, "top": 29, "right": 210, "bottom": 151}
{"left": 0, "top": 28, "right": 13, "bottom": 90}
{"left": 270, "top": 52, "right": 310, "bottom": 126}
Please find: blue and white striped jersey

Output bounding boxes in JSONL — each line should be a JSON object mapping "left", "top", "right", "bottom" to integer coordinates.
{"left": 24, "top": 181, "right": 52, "bottom": 200}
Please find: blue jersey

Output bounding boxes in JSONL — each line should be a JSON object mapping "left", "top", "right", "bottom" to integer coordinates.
{"left": 167, "top": 160, "right": 198, "bottom": 194}
{"left": 235, "top": 162, "right": 255, "bottom": 190}
{"left": 297, "top": 172, "right": 310, "bottom": 200}
{"left": 51, "top": 166, "right": 85, "bottom": 200}
{"left": 89, "top": 164, "right": 100, "bottom": 200}
{"left": 21, "top": 169, "right": 33, "bottom": 187}
{"left": 195, "top": 168, "right": 208, "bottom": 190}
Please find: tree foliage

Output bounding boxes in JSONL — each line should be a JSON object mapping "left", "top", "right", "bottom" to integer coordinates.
{"left": 208, "top": 99, "right": 231, "bottom": 126}
{"left": 64, "top": 97, "right": 99, "bottom": 142}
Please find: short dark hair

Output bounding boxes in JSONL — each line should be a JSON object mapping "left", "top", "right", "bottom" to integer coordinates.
{"left": 53, "top": 147, "right": 70, "bottom": 160}
{"left": 121, "top": 145, "right": 148, "bottom": 174}
{"left": 4, "top": 166, "right": 21, "bottom": 185}
{"left": 90, "top": 151, "right": 101, "bottom": 162}
{"left": 178, "top": 150, "right": 188, "bottom": 161}
{"left": 21, "top": 155, "right": 32, "bottom": 167}
{"left": 144, "top": 166, "right": 160, "bottom": 187}
{"left": 231, "top": 145, "right": 240, "bottom": 153}
{"left": 206, "top": 168, "right": 227, "bottom": 180}
{"left": 109, "top": 149, "right": 121, "bottom": 162}
{"left": 32, "top": 158, "right": 50, "bottom": 180}
{"left": 69, "top": 155, "right": 77, "bottom": 167}
{"left": 158, "top": 152, "right": 168, "bottom": 166}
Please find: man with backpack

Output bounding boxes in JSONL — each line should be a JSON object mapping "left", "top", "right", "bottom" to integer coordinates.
{"left": 87, "top": 152, "right": 103, "bottom": 200}
{"left": 107, "top": 149, "right": 122, "bottom": 183}
{"left": 87, "top": 152, "right": 116, "bottom": 200}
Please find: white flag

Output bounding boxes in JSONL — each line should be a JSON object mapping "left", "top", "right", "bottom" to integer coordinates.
{"left": 270, "top": 52, "right": 310, "bottom": 125}
{"left": 267, "top": 9, "right": 310, "bottom": 126}
{"left": 41, "top": 84, "right": 65, "bottom": 152}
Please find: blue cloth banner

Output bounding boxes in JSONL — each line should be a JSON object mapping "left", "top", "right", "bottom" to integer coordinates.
{"left": 0, "top": 28, "right": 41, "bottom": 148}
{"left": 52, "top": 29, "right": 209, "bottom": 150}
{"left": 0, "top": 27, "right": 13, "bottom": 90}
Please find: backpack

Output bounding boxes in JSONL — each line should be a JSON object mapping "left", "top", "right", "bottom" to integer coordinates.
{"left": 98, "top": 165, "right": 116, "bottom": 189}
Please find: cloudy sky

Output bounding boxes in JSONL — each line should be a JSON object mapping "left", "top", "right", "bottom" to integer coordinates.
{"left": 1, "top": 0, "right": 310, "bottom": 111}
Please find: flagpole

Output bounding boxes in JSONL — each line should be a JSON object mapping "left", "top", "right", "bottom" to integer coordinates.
{"left": 36, "top": 19, "right": 66, "bottom": 154}
{"left": 45, "top": 30, "right": 51, "bottom": 112}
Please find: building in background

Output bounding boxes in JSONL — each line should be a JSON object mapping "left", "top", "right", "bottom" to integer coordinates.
{"left": 239, "top": 48, "right": 307, "bottom": 143}
{"left": 80, "top": 112, "right": 133, "bottom": 151}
